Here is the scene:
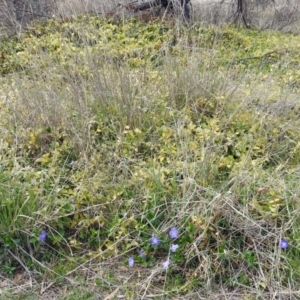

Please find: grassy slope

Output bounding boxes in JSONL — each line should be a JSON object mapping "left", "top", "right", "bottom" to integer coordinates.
{"left": 1, "top": 15, "right": 300, "bottom": 299}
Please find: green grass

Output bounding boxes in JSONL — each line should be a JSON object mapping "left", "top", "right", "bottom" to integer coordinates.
{"left": 1, "top": 14, "right": 300, "bottom": 299}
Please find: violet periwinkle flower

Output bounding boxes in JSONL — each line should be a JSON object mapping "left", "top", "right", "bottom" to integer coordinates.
{"left": 170, "top": 244, "right": 179, "bottom": 253}
{"left": 138, "top": 250, "right": 146, "bottom": 257}
{"left": 162, "top": 259, "right": 170, "bottom": 270}
{"left": 280, "top": 239, "right": 289, "bottom": 250}
{"left": 169, "top": 227, "right": 179, "bottom": 239}
{"left": 128, "top": 257, "right": 135, "bottom": 268}
{"left": 40, "top": 230, "right": 47, "bottom": 242}
{"left": 150, "top": 234, "right": 160, "bottom": 246}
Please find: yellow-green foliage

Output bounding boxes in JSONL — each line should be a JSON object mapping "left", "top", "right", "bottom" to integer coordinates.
{"left": 1, "top": 16, "right": 300, "bottom": 291}
{"left": 190, "top": 26, "right": 300, "bottom": 91}
{"left": 0, "top": 16, "right": 174, "bottom": 75}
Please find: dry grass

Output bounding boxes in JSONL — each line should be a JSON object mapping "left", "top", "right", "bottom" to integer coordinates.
{"left": 193, "top": 0, "right": 300, "bottom": 31}
{"left": 1, "top": 3, "right": 300, "bottom": 300}
{"left": 1, "top": 0, "right": 300, "bottom": 35}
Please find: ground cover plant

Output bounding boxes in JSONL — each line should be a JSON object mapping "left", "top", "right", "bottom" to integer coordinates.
{"left": 1, "top": 12, "right": 300, "bottom": 299}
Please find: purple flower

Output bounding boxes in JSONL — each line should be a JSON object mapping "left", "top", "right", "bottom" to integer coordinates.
{"left": 70, "top": 199, "right": 75, "bottom": 205}
{"left": 169, "top": 227, "right": 179, "bottom": 239}
{"left": 138, "top": 250, "right": 146, "bottom": 257}
{"left": 280, "top": 239, "right": 289, "bottom": 250}
{"left": 150, "top": 234, "right": 160, "bottom": 246}
{"left": 162, "top": 259, "right": 170, "bottom": 270}
{"left": 128, "top": 257, "right": 135, "bottom": 268}
{"left": 39, "top": 230, "right": 47, "bottom": 242}
{"left": 170, "top": 244, "right": 179, "bottom": 253}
